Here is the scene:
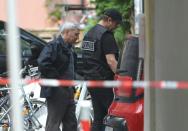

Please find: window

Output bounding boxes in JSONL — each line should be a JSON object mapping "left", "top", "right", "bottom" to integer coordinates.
{"left": 20, "top": 38, "right": 32, "bottom": 57}
{"left": 0, "top": 30, "right": 6, "bottom": 55}
{"left": 0, "top": 29, "right": 32, "bottom": 56}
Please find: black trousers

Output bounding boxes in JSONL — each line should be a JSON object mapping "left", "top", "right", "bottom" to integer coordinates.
{"left": 89, "top": 88, "right": 114, "bottom": 131}
{"left": 45, "top": 87, "right": 77, "bottom": 131}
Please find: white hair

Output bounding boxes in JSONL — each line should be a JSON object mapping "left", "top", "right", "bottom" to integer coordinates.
{"left": 59, "top": 22, "right": 80, "bottom": 34}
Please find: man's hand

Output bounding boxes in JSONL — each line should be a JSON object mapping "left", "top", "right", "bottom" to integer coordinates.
{"left": 105, "top": 54, "right": 117, "bottom": 73}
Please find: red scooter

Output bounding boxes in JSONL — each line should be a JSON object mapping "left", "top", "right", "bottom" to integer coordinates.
{"left": 104, "top": 36, "right": 144, "bottom": 131}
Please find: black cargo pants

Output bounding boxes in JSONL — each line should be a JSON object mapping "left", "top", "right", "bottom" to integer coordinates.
{"left": 89, "top": 88, "right": 114, "bottom": 131}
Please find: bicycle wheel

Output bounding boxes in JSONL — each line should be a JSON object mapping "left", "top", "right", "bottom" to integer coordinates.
{"left": 0, "top": 106, "right": 11, "bottom": 131}
{"left": 26, "top": 99, "right": 47, "bottom": 131}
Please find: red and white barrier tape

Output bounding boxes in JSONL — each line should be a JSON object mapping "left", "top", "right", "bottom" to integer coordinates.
{"left": 1, "top": 78, "right": 188, "bottom": 89}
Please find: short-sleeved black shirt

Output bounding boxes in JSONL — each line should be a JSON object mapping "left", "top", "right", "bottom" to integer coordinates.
{"left": 101, "top": 32, "right": 119, "bottom": 60}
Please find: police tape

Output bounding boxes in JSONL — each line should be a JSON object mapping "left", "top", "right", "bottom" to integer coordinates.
{"left": 1, "top": 78, "right": 188, "bottom": 89}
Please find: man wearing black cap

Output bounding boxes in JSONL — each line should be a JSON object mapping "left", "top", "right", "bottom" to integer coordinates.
{"left": 81, "top": 8, "right": 122, "bottom": 131}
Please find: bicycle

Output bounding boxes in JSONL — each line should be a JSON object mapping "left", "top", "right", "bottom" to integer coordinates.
{"left": 0, "top": 65, "right": 47, "bottom": 131}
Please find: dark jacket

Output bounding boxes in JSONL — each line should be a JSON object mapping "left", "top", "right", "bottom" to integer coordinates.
{"left": 37, "top": 36, "right": 72, "bottom": 98}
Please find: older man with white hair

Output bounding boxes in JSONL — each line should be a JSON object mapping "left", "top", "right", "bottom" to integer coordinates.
{"left": 37, "top": 22, "right": 80, "bottom": 131}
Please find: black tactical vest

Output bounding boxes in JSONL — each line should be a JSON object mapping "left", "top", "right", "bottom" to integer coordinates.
{"left": 81, "top": 24, "right": 114, "bottom": 80}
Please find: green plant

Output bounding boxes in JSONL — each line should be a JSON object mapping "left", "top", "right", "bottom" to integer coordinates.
{"left": 45, "top": 0, "right": 62, "bottom": 22}
{"left": 49, "top": 8, "right": 62, "bottom": 20}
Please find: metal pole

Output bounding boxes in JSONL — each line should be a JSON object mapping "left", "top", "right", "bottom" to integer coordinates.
{"left": 6, "top": 0, "right": 23, "bottom": 131}
{"left": 134, "top": 0, "right": 143, "bottom": 35}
